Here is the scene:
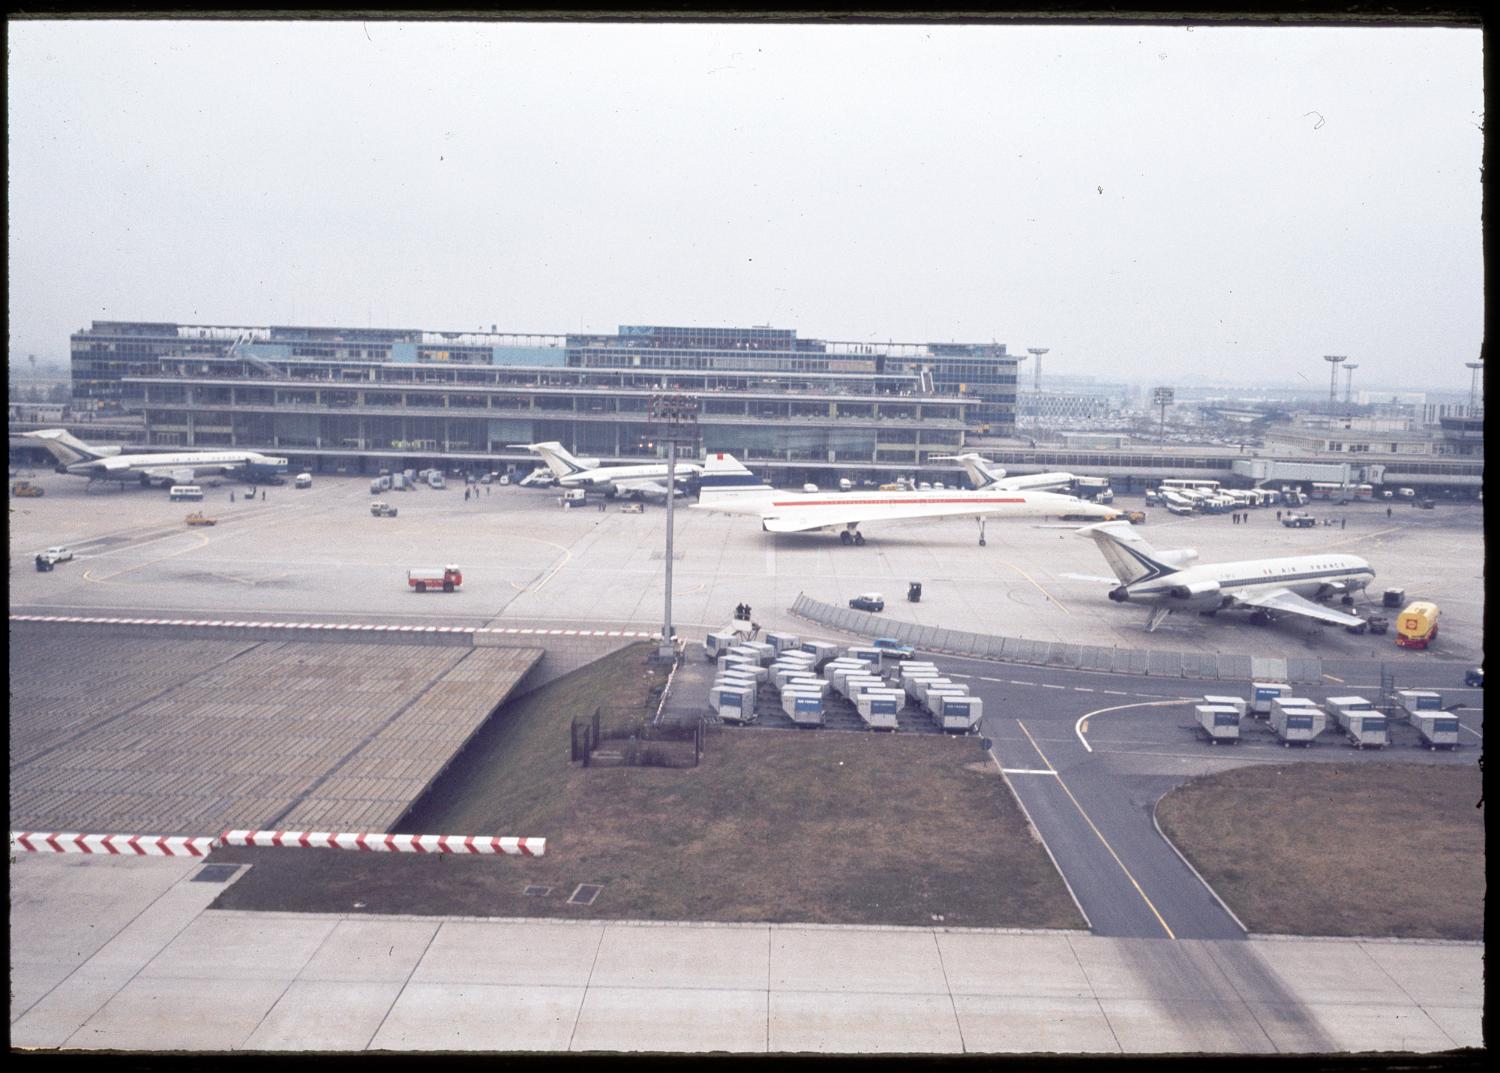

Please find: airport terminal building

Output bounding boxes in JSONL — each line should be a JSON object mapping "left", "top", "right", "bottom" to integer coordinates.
{"left": 67, "top": 320, "right": 1022, "bottom": 479}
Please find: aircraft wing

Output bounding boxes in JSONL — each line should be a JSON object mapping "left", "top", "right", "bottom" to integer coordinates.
{"left": 611, "top": 477, "right": 680, "bottom": 499}
{"left": 994, "top": 472, "right": 1076, "bottom": 493}
{"left": 1231, "top": 588, "right": 1366, "bottom": 628}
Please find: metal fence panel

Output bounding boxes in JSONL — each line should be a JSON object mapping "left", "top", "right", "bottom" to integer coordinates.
{"left": 1287, "top": 658, "right": 1323, "bottom": 684}
{"left": 914, "top": 626, "right": 938, "bottom": 648}
{"left": 1082, "top": 646, "right": 1113, "bottom": 672}
{"left": 1217, "top": 653, "right": 1253, "bottom": 681}
{"left": 1124, "top": 649, "right": 1152, "bottom": 675}
{"left": 1250, "top": 656, "right": 1287, "bottom": 682}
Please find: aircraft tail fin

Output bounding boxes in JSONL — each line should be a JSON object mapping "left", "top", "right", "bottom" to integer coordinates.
{"left": 930, "top": 452, "right": 1003, "bottom": 489}
{"left": 23, "top": 428, "right": 107, "bottom": 466}
{"left": 1076, "top": 521, "right": 1180, "bottom": 585}
{"left": 697, "top": 451, "right": 773, "bottom": 503}
{"left": 523, "top": 441, "right": 592, "bottom": 479}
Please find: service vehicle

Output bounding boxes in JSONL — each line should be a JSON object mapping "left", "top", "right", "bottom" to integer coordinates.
{"left": 1418, "top": 497, "right": 1435, "bottom": 509}
{"left": 391, "top": 474, "right": 409, "bottom": 491}
{"left": 1281, "top": 512, "right": 1315, "bottom": 528}
{"left": 849, "top": 592, "right": 885, "bottom": 612}
{"left": 42, "top": 545, "right": 74, "bottom": 563}
{"left": 169, "top": 485, "right": 204, "bottom": 502}
{"left": 560, "top": 487, "right": 587, "bottom": 505}
{"left": 620, "top": 501, "right": 644, "bottom": 513}
{"left": 370, "top": 501, "right": 398, "bottom": 517}
{"left": 11, "top": 480, "right": 44, "bottom": 497}
{"left": 1123, "top": 509, "right": 1146, "bottom": 524}
{"left": 293, "top": 473, "right": 313, "bottom": 489}
{"left": 479, "top": 473, "right": 493, "bottom": 484}
{"left": 184, "top": 511, "right": 217, "bottom": 526}
{"left": 871, "top": 637, "right": 915, "bottom": 660}
{"left": 1398, "top": 487, "right": 1415, "bottom": 498}
{"left": 497, "top": 474, "right": 511, "bottom": 486}
{"left": 1395, "top": 601, "right": 1440, "bottom": 649}
{"left": 407, "top": 564, "right": 462, "bottom": 593}
{"left": 1464, "top": 666, "right": 1484, "bottom": 687}
{"left": 428, "top": 473, "right": 446, "bottom": 489}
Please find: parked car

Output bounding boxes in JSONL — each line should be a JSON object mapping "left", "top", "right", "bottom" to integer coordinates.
{"left": 1366, "top": 616, "right": 1388, "bottom": 635}
{"left": 1281, "top": 513, "right": 1315, "bottom": 528}
{"left": 41, "top": 545, "right": 73, "bottom": 563}
{"left": 620, "top": 501, "right": 644, "bottom": 513}
{"left": 872, "top": 637, "right": 915, "bottom": 660}
{"left": 370, "top": 501, "right": 399, "bottom": 517}
{"left": 1464, "top": 666, "right": 1484, "bottom": 687}
{"left": 1418, "top": 498, "right": 1435, "bottom": 509}
{"left": 849, "top": 592, "right": 885, "bottom": 612}
{"left": 184, "top": 512, "right": 217, "bottom": 526}
{"left": 1123, "top": 509, "right": 1147, "bottom": 525}
{"left": 294, "top": 473, "right": 313, "bottom": 489}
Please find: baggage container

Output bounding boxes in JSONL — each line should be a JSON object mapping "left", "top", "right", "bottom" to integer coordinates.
{"left": 1250, "top": 681, "right": 1289, "bottom": 715}
{"left": 1202, "top": 695, "right": 1248, "bottom": 718}
{"left": 1271, "top": 705, "right": 1325, "bottom": 746}
{"left": 1395, "top": 690, "right": 1442, "bottom": 717}
{"left": 938, "top": 695, "right": 982, "bottom": 733}
{"left": 1326, "top": 695, "right": 1375, "bottom": 723}
{"left": 780, "top": 675, "right": 829, "bottom": 698}
{"left": 704, "top": 629, "right": 749, "bottom": 660}
{"left": 710, "top": 685, "right": 754, "bottom": 722}
{"left": 855, "top": 690, "right": 902, "bottom": 730}
{"left": 1270, "top": 697, "right": 1320, "bottom": 722}
{"left": 771, "top": 662, "right": 816, "bottom": 689}
{"left": 764, "top": 631, "right": 800, "bottom": 655}
{"left": 729, "top": 642, "right": 775, "bottom": 665}
{"left": 844, "top": 645, "right": 883, "bottom": 666}
{"left": 799, "top": 640, "right": 842, "bottom": 667}
{"left": 824, "top": 660, "right": 872, "bottom": 693}
{"left": 1410, "top": 712, "right": 1460, "bottom": 750}
{"left": 1338, "top": 710, "right": 1387, "bottom": 748}
{"left": 841, "top": 674, "right": 885, "bottom": 698}
{"left": 1195, "top": 704, "right": 1241, "bottom": 744}
{"left": 895, "top": 662, "right": 940, "bottom": 681}
{"left": 903, "top": 674, "right": 945, "bottom": 702}
{"left": 783, "top": 690, "right": 825, "bottom": 726}
{"left": 717, "top": 657, "right": 766, "bottom": 684}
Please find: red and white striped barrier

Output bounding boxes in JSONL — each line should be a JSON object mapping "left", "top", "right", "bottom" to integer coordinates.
{"left": 219, "top": 831, "right": 545, "bottom": 856}
{"left": 9, "top": 831, "right": 218, "bottom": 857}
{"left": 11, "top": 613, "right": 656, "bottom": 641}
{"left": 12, "top": 830, "right": 545, "bottom": 857}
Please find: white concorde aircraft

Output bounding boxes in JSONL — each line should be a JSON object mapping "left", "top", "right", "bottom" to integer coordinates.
{"left": 1079, "top": 520, "right": 1375, "bottom": 632}
{"left": 929, "top": 452, "right": 1078, "bottom": 493}
{"left": 513, "top": 441, "right": 701, "bottom": 499}
{"left": 694, "top": 451, "right": 1119, "bottom": 545}
{"left": 24, "top": 429, "right": 289, "bottom": 487}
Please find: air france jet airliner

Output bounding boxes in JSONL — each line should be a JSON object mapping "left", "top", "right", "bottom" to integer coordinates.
{"left": 513, "top": 441, "right": 701, "bottom": 500}
{"left": 24, "top": 429, "right": 288, "bottom": 488}
{"left": 1079, "top": 520, "right": 1375, "bottom": 632}
{"left": 694, "top": 451, "right": 1118, "bottom": 545}
{"left": 930, "top": 452, "right": 1078, "bottom": 493}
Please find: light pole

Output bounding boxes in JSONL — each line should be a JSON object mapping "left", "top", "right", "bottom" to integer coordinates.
{"left": 648, "top": 394, "right": 699, "bottom": 660}
{"left": 1153, "top": 386, "right": 1174, "bottom": 445}
{"left": 1323, "top": 355, "right": 1346, "bottom": 415}
{"left": 1342, "top": 363, "right": 1358, "bottom": 409}
{"left": 1466, "top": 360, "right": 1484, "bottom": 415}
{"left": 1026, "top": 347, "right": 1048, "bottom": 439}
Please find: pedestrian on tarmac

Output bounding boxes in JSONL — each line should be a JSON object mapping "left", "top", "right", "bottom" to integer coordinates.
{"left": 230, "top": 491, "right": 235, "bottom": 503}
{"left": 261, "top": 489, "right": 266, "bottom": 501}
{"left": 1276, "top": 510, "right": 1282, "bottom": 521}
{"left": 1341, "top": 517, "right": 1346, "bottom": 530}
{"left": 465, "top": 488, "right": 470, "bottom": 501}
{"left": 1386, "top": 506, "right": 1392, "bottom": 518}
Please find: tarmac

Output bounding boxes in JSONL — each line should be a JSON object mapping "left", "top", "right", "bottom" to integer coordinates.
{"left": 7, "top": 471, "right": 1487, "bottom": 1055}
{"left": 9, "top": 853, "right": 1482, "bottom": 1054}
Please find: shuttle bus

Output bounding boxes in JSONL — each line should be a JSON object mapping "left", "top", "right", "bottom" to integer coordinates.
{"left": 1309, "top": 482, "right": 1375, "bottom": 500}
{"left": 1160, "top": 478, "right": 1221, "bottom": 495}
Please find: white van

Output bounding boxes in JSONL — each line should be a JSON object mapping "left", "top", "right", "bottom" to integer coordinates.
{"left": 294, "top": 473, "right": 313, "bottom": 489}
{"left": 169, "top": 485, "right": 204, "bottom": 501}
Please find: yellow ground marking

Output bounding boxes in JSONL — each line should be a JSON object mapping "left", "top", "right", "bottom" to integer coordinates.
{"left": 1016, "top": 719, "right": 1176, "bottom": 941}
{"left": 1000, "top": 560, "right": 1071, "bottom": 615}
{"left": 82, "top": 529, "right": 211, "bottom": 583}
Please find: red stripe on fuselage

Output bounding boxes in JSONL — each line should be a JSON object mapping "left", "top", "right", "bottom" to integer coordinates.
{"left": 768, "top": 497, "right": 1029, "bottom": 508}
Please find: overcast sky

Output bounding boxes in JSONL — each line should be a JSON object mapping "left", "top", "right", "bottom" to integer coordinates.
{"left": 7, "top": 18, "right": 1484, "bottom": 390}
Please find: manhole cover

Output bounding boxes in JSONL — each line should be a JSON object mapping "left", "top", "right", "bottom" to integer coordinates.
{"left": 523, "top": 885, "right": 552, "bottom": 897}
{"left": 568, "top": 883, "right": 603, "bottom": 905}
{"left": 190, "top": 864, "right": 241, "bottom": 884}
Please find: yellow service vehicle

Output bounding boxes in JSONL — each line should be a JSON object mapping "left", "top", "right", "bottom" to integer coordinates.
{"left": 11, "top": 480, "right": 44, "bottom": 497}
{"left": 185, "top": 511, "right": 217, "bottom": 526}
{"left": 1395, "top": 601, "right": 1440, "bottom": 650}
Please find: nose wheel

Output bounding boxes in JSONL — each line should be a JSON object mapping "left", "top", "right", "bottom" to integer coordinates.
{"left": 840, "top": 529, "right": 865, "bottom": 546}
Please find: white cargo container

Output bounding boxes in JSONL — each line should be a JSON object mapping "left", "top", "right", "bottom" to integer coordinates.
{"left": 903, "top": 674, "right": 944, "bottom": 702}
{"left": 799, "top": 640, "right": 842, "bottom": 667}
{"left": 841, "top": 674, "right": 885, "bottom": 699}
{"left": 938, "top": 695, "right": 983, "bottom": 733}
{"left": 844, "top": 645, "right": 883, "bottom": 666}
{"left": 704, "top": 627, "right": 750, "bottom": 660}
{"left": 771, "top": 662, "right": 816, "bottom": 689}
{"left": 1395, "top": 690, "right": 1443, "bottom": 717}
{"left": 824, "top": 660, "right": 871, "bottom": 693}
{"left": 710, "top": 685, "right": 755, "bottom": 722}
{"left": 1410, "top": 712, "right": 1460, "bottom": 750}
{"left": 924, "top": 686, "right": 969, "bottom": 712}
{"left": 1202, "top": 695, "right": 1248, "bottom": 718}
{"left": 780, "top": 675, "right": 829, "bottom": 698}
{"left": 1250, "top": 681, "right": 1290, "bottom": 714}
{"left": 1337, "top": 710, "right": 1387, "bottom": 748}
{"left": 764, "top": 631, "right": 800, "bottom": 655}
{"left": 729, "top": 643, "right": 775, "bottom": 665}
{"left": 1271, "top": 705, "right": 1326, "bottom": 746}
{"left": 1195, "top": 704, "right": 1242, "bottom": 744}
{"left": 1269, "top": 697, "right": 1320, "bottom": 723}
{"left": 717, "top": 659, "right": 767, "bottom": 684}
{"left": 783, "top": 690, "right": 825, "bottom": 726}
{"left": 1326, "top": 695, "right": 1375, "bottom": 717}
{"left": 856, "top": 689, "right": 903, "bottom": 730}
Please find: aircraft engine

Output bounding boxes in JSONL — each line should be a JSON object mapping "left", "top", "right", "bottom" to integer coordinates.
{"left": 1168, "top": 579, "right": 1221, "bottom": 610}
{"left": 1159, "top": 548, "right": 1199, "bottom": 568}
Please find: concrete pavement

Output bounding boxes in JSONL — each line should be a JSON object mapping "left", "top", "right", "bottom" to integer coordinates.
{"left": 10, "top": 854, "right": 1482, "bottom": 1054}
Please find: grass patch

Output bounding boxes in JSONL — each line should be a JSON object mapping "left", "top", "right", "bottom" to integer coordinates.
{"left": 1156, "top": 761, "right": 1483, "bottom": 940}
{"left": 213, "top": 643, "right": 1081, "bottom": 929}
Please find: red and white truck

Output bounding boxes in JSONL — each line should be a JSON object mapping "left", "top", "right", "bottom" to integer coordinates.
{"left": 408, "top": 564, "right": 463, "bottom": 593}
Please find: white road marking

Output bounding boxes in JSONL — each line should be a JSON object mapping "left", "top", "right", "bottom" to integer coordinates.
{"left": 1000, "top": 768, "right": 1059, "bottom": 776}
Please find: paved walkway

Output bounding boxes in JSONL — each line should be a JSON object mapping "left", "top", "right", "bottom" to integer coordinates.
{"left": 9, "top": 854, "right": 1482, "bottom": 1053}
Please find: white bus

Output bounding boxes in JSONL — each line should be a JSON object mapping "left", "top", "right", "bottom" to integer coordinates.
{"left": 1160, "top": 478, "right": 1221, "bottom": 495}
{"left": 168, "top": 485, "right": 203, "bottom": 501}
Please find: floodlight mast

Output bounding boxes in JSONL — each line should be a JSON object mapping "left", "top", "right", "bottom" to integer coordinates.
{"left": 1026, "top": 348, "right": 1048, "bottom": 436}
{"left": 1323, "top": 355, "right": 1347, "bottom": 414}
{"left": 648, "top": 394, "right": 700, "bottom": 660}
{"left": 1466, "top": 360, "right": 1484, "bottom": 415}
{"left": 1342, "top": 363, "right": 1359, "bottom": 408}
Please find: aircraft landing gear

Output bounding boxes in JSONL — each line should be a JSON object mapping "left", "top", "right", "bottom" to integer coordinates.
{"left": 854, "top": 532, "right": 865, "bottom": 545}
{"left": 1249, "top": 610, "right": 1271, "bottom": 626}
{"left": 841, "top": 528, "right": 865, "bottom": 546}
{"left": 978, "top": 518, "right": 988, "bottom": 547}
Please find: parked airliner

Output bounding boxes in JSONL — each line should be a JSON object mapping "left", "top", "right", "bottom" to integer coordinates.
{"left": 514, "top": 442, "right": 701, "bottom": 499}
{"left": 695, "top": 452, "right": 1118, "bottom": 545}
{"left": 1079, "top": 520, "right": 1375, "bottom": 631}
{"left": 24, "top": 429, "right": 289, "bottom": 488}
{"left": 930, "top": 452, "right": 1078, "bottom": 493}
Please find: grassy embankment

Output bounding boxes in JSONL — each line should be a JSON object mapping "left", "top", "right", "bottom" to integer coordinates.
{"left": 1157, "top": 761, "right": 1484, "bottom": 940}
{"left": 215, "top": 642, "right": 1082, "bottom": 929}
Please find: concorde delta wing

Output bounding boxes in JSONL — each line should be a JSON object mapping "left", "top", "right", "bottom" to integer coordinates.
{"left": 1233, "top": 587, "right": 1367, "bottom": 627}
{"left": 760, "top": 496, "right": 1041, "bottom": 535}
